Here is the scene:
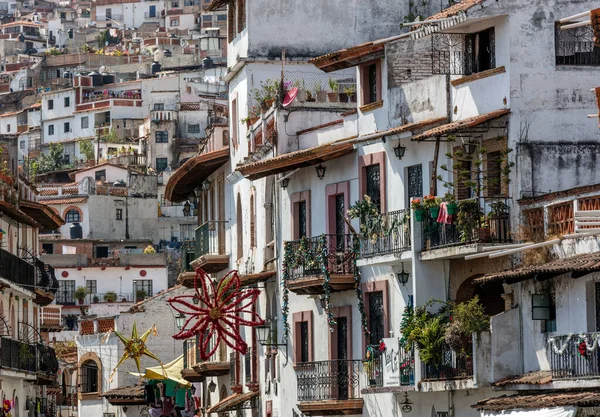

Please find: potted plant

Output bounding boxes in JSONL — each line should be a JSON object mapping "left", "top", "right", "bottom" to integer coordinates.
{"left": 305, "top": 91, "right": 315, "bottom": 102}
{"left": 248, "top": 104, "right": 261, "bottom": 125}
{"left": 411, "top": 199, "right": 424, "bottom": 221}
{"left": 423, "top": 195, "right": 442, "bottom": 219}
{"left": 104, "top": 291, "right": 117, "bottom": 302}
{"left": 488, "top": 200, "right": 510, "bottom": 241}
{"left": 92, "top": 295, "right": 99, "bottom": 304}
{"left": 456, "top": 199, "right": 483, "bottom": 243}
{"left": 136, "top": 289, "right": 147, "bottom": 302}
{"left": 74, "top": 286, "right": 88, "bottom": 305}
{"left": 344, "top": 85, "right": 357, "bottom": 103}
{"left": 314, "top": 82, "right": 326, "bottom": 102}
{"left": 295, "top": 80, "right": 307, "bottom": 102}
{"left": 444, "top": 191, "right": 457, "bottom": 215}
{"left": 327, "top": 78, "right": 339, "bottom": 102}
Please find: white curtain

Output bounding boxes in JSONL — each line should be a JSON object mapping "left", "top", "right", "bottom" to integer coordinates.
{"left": 484, "top": 406, "right": 576, "bottom": 417}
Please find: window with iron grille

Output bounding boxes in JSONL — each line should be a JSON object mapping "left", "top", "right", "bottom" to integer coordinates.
{"left": 368, "top": 291, "right": 384, "bottom": 346}
{"left": 86, "top": 280, "right": 97, "bottom": 298}
{"left": 48, "top": 125, "right": 54, "bottom": 135}
{"left": 188, "top": 124, "right": 200, "bottom": 133}
{"left": 486, "top": 151, "right": 502, "bottom": 196}
{"left": 407, "top": 164, "right": 422, "bottom": 203}
{"left": 297, "top": 201, "right": 307, "bottom": 238}
{"left": 432, "top": 28, "right": 495, "bottom": 75}
{"left": 134, "top": 280, "right": 153, "bottom": 301}
{"left": 57, "top": 280, "right": 76, "bottom": 305}
{"left": 555, "top": 23, "right": 600, "bottom": 66}
{"left": 116, "top": 208, "right": 123, "bottom": 220}
{"left": 156, "top": 158, "right": 168, "bottom": 172}
{"left": 80, "top": 361, "right": 98, "bottom": 392}
{"left": 300, "top": 321, "right": 309, "bottom": 363}
{"left": 155, "top": 131, "right": 169, "bottom": 143}
{"left": 153, "top": 103, "right": 164, "bottom": 111}
{"left": 365, "top": 164, "right": 381, "bottom": 212}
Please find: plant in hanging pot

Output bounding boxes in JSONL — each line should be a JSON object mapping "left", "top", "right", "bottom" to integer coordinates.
{"left": 327, "top": 78, "right": 339, "bottom": 102}
{"left": 423, "top": 195, "right": 442, "bottom": 219}
{"left": 411, "top": 199, "right": 424, "bottom": 221}
{"left": 74, "top": 286, "right": 88, "bottom": 305}
{"left": 444, "top": 191, "right": 457, "bottom": 215}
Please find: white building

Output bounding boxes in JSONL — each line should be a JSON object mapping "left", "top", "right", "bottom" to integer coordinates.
{"left": 93, "top": 0, "right": 165, "bottom": 30}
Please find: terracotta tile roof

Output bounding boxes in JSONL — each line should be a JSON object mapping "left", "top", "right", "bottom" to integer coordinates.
{"left": 165, "top": 147, "right": 230, "bottom": 203}
{"left": 127, "top": 285, "right": 182, "bottom": 313}
{"left": 207, "top": 0, "right": 229, "bottom": 11}
{"left": 0, "top": 109, "right": 25, "bottom": 117}
{"left": 474, "top": 252, "right": 600, "bottom": 286}
{"left": 20, "top": 200, "right": 65, "bottom": 229}
{"left": 424, "top": 0, "right": 484, "bottom": 22}
{"left": 356, "top": 117, "right": 447, "bottom": 143}
{"left": 207, "top": 391, "right": 259, "bottom": 413}
{"left": 103, "top": 385, "right": 145, "bottom": 401}
{"left": 237, "top": 140, "right": 355, "bottom": 181}
{"left": 40, "top": 197, "right": 87, "bottom": 205}
{"left": 493, "top": 371, "right": 552, "bottom": 387}
{"left": 0, "top": 201, "right": 39, "bottom": 228}
{"left": 411, "top": 109, "right": 510, "bottom": 141}
{"left": 309, "top": 41, "right": 386, "bottom": 72}
{"left": 474, "top": 390, "right": 600, "bottom": 411}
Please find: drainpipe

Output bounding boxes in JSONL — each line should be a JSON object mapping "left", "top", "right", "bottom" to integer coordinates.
{"left": 125, "top": 194, "right": 130, "bottom": 240}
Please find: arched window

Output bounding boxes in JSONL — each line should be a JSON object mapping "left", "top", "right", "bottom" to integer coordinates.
{"left": 236, "top": 193, "right": 243, "bottom": 260}
{"left": 65, "top": 209, "right": 80, "bottom": 223}
{"left": 80, "top": 360, "right": 99, "bottom": 393}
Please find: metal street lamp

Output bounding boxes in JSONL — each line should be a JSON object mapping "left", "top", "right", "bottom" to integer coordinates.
{"left": 396, "top": 263, "right": 410, "bottom": 286}
{"left": 393, "top": 143, "right": 406, "bottom": 160}
{"left": 315, "top": 164, "right": 326, "bottom": 180}
{"left": 175, "top": 312, "right": 186, "bottom": 330}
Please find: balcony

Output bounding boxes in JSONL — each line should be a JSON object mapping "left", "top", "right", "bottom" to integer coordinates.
{"left": 75, "top": 98, "right": 142, "bottom": 112}
{"left": 284, "top": 234, "right": 356, "bottom": 295}
{"left": 189, "top": 337, "right": 230, "bottom": 377}
{"left": 296, "top": 360, "right": 364, "bottom": 416}
{"left": 144, "top": 12, "right": 160, "bottom": 19}
{"left": 0, "top": 247, "right": 36, "bottom": 290}
{"left": 244, "top": 347, "right": 258, "bottom": 389}
{"left": 191, "top": 220, "right": 229, "bottom": 273}
{"left": 182, "top": 339, "right": 205, "bottom": 382}
{"left": 0, "top": 338, "right": 37, "bottom": 373}
{"left": 364, "top": 345, "right": 414, "bottom": 392}
{"left": 421, "top": 342, "right": 473, "bottom": 381}
{"left": 281, "top": 70, "right": 357, "bottom": 111}
{"left": 359, "top": 209, "right": 411, "bottom": 259}
{"left": 151, "top": 110, "right": 178, "bottom": 122}
{"left": 549, "top": 332, "right": 600, "bottom": 380}
{"left": 421, "top": 197, "right": 511, "bottom": 258}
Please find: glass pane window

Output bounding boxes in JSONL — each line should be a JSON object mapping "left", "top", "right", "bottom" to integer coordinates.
{"left": 57, "top": 280, "right": 76, "bottom": 305}
{"left": 407, "top": 164, "right": 422, "bottom": 202}
{"left": 134, "top": 280, "right": 153, "bottom": 302}
{"left": 86, "top": 280, "right": 97, "bottom": 297}
{"left": 366, "top": 164, "right": 381, "bottom": 212}
{"left": 80, "top": 361, "right": 98, "bottom": 392}
{"left": 65, "top": 209, "right": 80, "bottom": 223}
{"left": 300, "top": 321, "right": 309, "bottom": 363}
{"left": 156, "top": 158, "right": 168, "bottom": 172}
{"left": 155, "top": 131, "right": 168, "bottom": 143}
{"left": 298, "top": 201, "right": 307, "bottom": 238}
{"left": 368, "top": 291, "right": 384, "bottom": 346}
{"left": 368, "top": 64, "right": 377, "bottom": 103}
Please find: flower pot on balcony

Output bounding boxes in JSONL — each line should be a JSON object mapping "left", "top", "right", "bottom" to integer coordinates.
{"left": 349, "top": 93, "right": 357, "bottom": 103}
{"left": 430, "top": 206, "right": 440, "bottom": 219}
{"left": 265, "top": 98, "right": 275, "bottom": 108}
{"left": 297, "top": 89, "right": 307, "bottom": 102}
{"left": 339, "top": 93, "right": 349, "bottom": 103}
{"left": 414, "top": 209, "right": 424, "bottom": 221}
{"left": 446, "top": 203, "right": 457, "bottom": 215}
{"left": 478, "top": 227, "right": 491, "bottom": 243}
{"left": 327, "top": 92, "right": 339, "bottom": 102}
{"left": 78, "top": 298, "right": 84, "bottom": 305}
{"left": 316, "top": 91, "right": 327, "bottom": 102}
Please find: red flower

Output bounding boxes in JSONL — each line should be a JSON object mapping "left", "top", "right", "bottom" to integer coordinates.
{"left": 379, "top": 340, "right": 386, "bottom": 352}
{"left": 168, "top": 269, "right": 265, "bottom": 360}
{"left": 578, "top": 340, "right": 588, "bottom": 357}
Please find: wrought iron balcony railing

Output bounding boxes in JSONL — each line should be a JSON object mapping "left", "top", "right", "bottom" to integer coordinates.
{"left": 195, "top": 220, "right": 228, "bottom": 258}
{"left": 285, "top": 234, "right": 356, "bottom": 280}
{"left": 421, "top": 342, "right": 473, "bottom": 380}
{"left": 549, "top": 332, "right": 600, "bottom": 379}
{"left": 365, "top": 344, "right": 414, "bottom": 388}
{"left": 0, "top": 248, "right": 36, "bottom": 289}
{"left": 422, "top": 197, "right": 511, "bottom": 250}
{"left": 0, "top": 337, "right": 37, "bottom": 372}
{"left": 360, "top": 209, "right": 411, "bottom": 258}
{"left": 296, "top": 360, "right": 361, "bottom": 401}
{"left": 244, "top": 347, "right": 257, "bottom": 385}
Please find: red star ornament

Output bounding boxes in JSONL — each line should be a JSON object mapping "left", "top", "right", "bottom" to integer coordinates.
{"left": 168, "top": 268, "right": 264, "bottom": 360}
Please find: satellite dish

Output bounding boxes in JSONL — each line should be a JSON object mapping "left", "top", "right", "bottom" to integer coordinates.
{"left": 282, "top": 87, "right": 298, "bottom": 107}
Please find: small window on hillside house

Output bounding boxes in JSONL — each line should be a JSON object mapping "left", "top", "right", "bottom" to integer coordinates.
{"left": 116, "top": 208, "right": 123, "bottom": 220}
{"left": 65, "top": 209, "right": 80, "bottom": 223}
{"left": 155, "top": 131, "right": 168, "bottom": 143}
{"left": 156, "top": 158, "right": 168, "bottom": 172}
{"left": 80, "top": 361, "right": 99, "bottom": 393}
{"left": 360, "top": 61, "right": 381, "bottom": 106}
{"left": 95, "top": 170, "right": 106, "bottom": 181}
{"left": 81, "top": 116, "right": 89, "bottom": 129}
{"left": 64, "top": 97, "right": 70, "bottom": 107}
{"left": 6, "top": 124, "right": 10, "bottom": 133}
{"left": 48, "top": 99, "right": 54, "bottom": 110}
{"left": 153, "top": 103, "right": 164, "bottom": 111}
{"left": 188, "top": 124, "right": 200, "bottom": 133}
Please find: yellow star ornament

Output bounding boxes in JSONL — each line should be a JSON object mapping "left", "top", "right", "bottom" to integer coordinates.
{"left": 107, "top": 321, "right": 163, "bottom": 382}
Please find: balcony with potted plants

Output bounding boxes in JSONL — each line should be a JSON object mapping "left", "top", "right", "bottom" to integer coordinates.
{"left": 180, "top": 220, "right": 229, "bottom": 278}
{"left": 184, "top": 334, "right": 230, "bottom": 377}
{"left": 283, "top": 234, "right": 357, "bottom": 295}
{"left": 279, "top": 70, "right": 357, "bottom": 110}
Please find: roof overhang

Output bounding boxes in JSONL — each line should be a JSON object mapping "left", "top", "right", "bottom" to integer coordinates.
{"left": 207, "top": 0, "right": 230, "bottom": 11}
{"left": 207, "top": 391, "right": 259, "bottom": 413}
{"left": 237, "top": 141, "right": 355, "bottom": 181}
{"left": 164, "top": 147, "right": 230, "bottom": 202}
{"left": 0, "top": 201, "right": 40, "bottom": 228}
{"left": 310, "top": 42, "right": 385, "bottom": 73}
{"left": 20, "top": 200, "right": 65, "bottom": 230}
{"left": 411, "top": 109, "right": 510, "bottom": 142}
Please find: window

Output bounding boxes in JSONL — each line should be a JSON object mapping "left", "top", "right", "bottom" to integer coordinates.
{"left": 360, "top": 60, "right": 381, "bottom": 106}
{"left": 486, "top": 150, "right": 502, "bottom": 196}
{"left": 202, "top": 15, "right": 212, "bottom": 21}
{"left": 250, "top": 193, "right": 256, "bottom": 247}
{"left": 134, "top": 280, "right": 153, "bottom": 302}
{"left": 188, "top": 124, "right": 200, "bottom": 133}
{"left": 86, "top": 280, "right": 97, "bottom": 298}
{"left": 18, "top": 140, "right": 24, "bottom": 150}
{"left": 116, "top": 208, "right": 123, "bottom": 220}
{"left": 227, "top": 0, "right": 236, "bottom": 42}
{"left": 170, "top": 18, "right": 179, "bottom": 26}
{"left": 366, "top": 164, "right": 381, "bottom": 212}
{"left": 42, "top": 243, "right": 54, "bottom": 254}
{"left": 237, "top": 0, "right": 245, "bottom": 33}
{"left": 64, "top": 153, "right": 70, "bottom": 165}
{"left": 153, "top": 103, "right": 164, "bottom": 111}
{"left": 231, "top": 97, "right": 238, "bottom": 148}
{"left": 48, "top": 125, "right": 54, "bottom": 135}
{"left": 297, "top": 201, "right": 307, "bottom": 238}
{"left": 80, "top": 360, "right": 98, "bottom": 393}
{"left": 236, "top": 193, "right": 243, "bottom": 259}
{"left": 532, "top": 294, "right": 556, "bottom": 333}
{"left": 6, "top": 124, "right": 10, "bottom": 133}
{"left": 155, "top": 131, "right": 168, "bottom": 143}
{"left": 96, "top": 246, "right": 109, "bottom": 258}
{"left": 95, "top": 169, "right": 106, "bottom": 181}
{"left": 81, "top": 116, "right": 89, "bottom": 129}
{"left": 300, "top": 321, "right": 309, "bottom": 362}
{"left": 217, "top": 14, "right": 226, "bottom": 21}
{"left": 57, "top": 280, "right": 75, "bottom": 305}
{"left": 407, "top": 164, "right": 423, "bottom": 203}
{"left": 65, "top": 209, "right": 80, "bottom": 223}
{"left": 48, "top": 99, "right": 54, "bottom": 110}
{"left": 432, "top": 28, "right": 495, "bottom": 75}
{"left": 64, "top": 122, "right": 70, "bottom": 133}
{"left": 156, "top": 158, "right": 168, "bottom": 172}
{"left": 64, "top": 97, "right": 70, "bottom": 107}
{"left": 368, "top": 291, "right": 384, "bottom": 346}
{"left": 555, "top": 24, "right": 600, "bottom": 66}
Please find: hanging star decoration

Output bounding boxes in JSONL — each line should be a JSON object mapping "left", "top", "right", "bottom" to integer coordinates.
{"left": 168, "top": 268, "right": 264, "bottom": 361}
{"left": 106, "top": 321, "right": 163, "bottom": 382}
